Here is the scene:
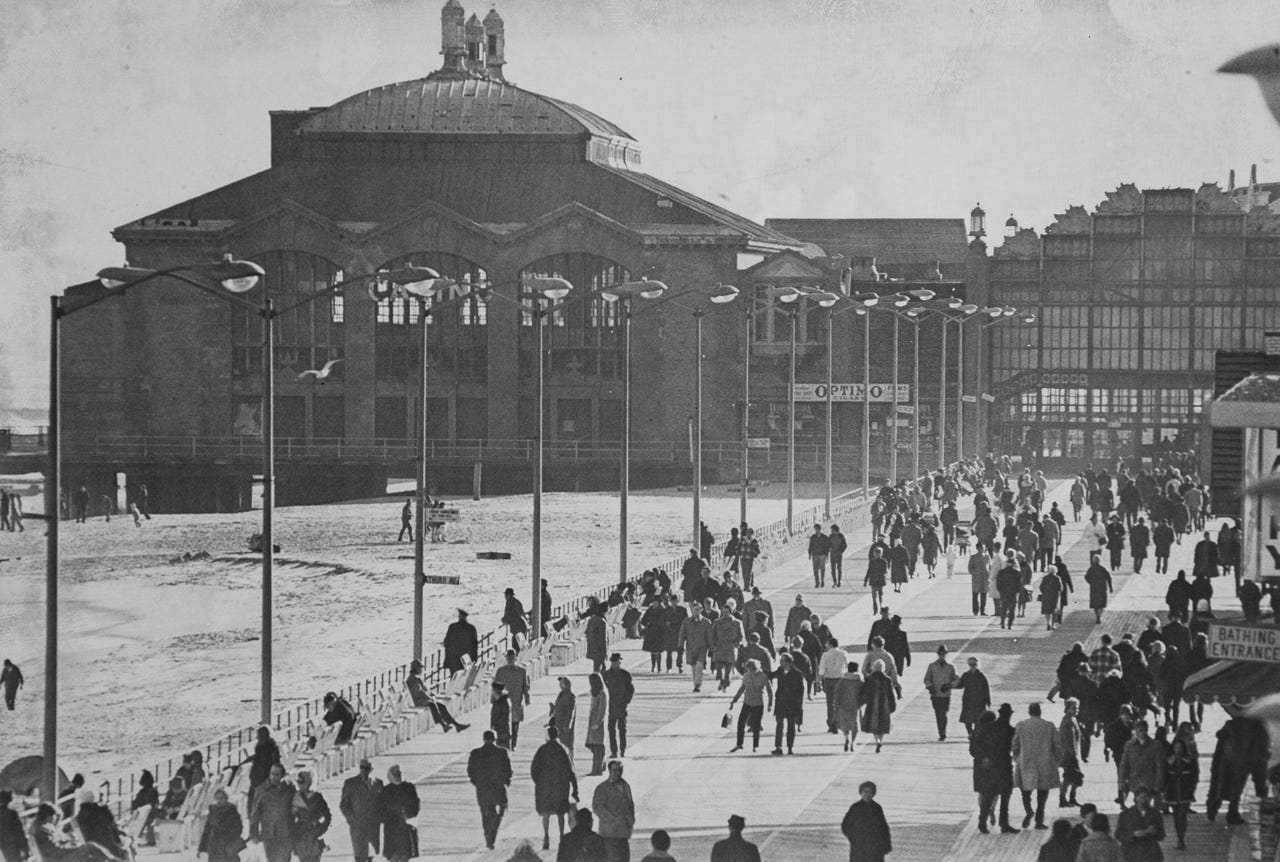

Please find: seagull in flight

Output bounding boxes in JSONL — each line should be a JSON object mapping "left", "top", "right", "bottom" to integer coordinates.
{"left": 1220, "top": 45, "right": 1280, "bottom": 127}
{"left": 297, "top": 358, "right": 344, "bottom": 383}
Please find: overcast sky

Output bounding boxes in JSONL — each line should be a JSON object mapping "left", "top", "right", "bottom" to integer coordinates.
{"left": 2, "top": 0, "right": 1279, "bottom": 416}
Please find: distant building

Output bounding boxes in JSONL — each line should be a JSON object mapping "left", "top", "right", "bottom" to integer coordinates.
{"left": 982, "top": 182, "right": 1280, "bottom": 469}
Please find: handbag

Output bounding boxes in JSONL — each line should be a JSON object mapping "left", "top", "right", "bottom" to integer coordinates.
{"left": 406, "top": 824, "right": 419, "bottom": 859}
{"left": 721, "top": 709, "right": 733, "bottom": 729}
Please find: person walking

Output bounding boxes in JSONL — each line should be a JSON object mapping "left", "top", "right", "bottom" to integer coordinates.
{"left": 398, "top": 500, "right": 413, "bottom": 542}
{"left": 1084, "top": 554, "right": 1114, "bottom": 625}
{"left": 466, "top": 730, "right": 512, "bottom": 850}
{"left": 955, "top": 656, "right": 992, "bottom": 740}
{"left": 1058, "top": 698, "right": 1084, "bottom": 808}
{"left": 1130, "top": 518, "right": 1151, "bottom": 574}
{"left": 1153, "top": 519, "right": 1175, "bottom": 575}
{"left": 602, "top": 654, "right": 635, "bottom": 759}
{"left": 1105, "top": 516, "right": 1126, "bottom": 572}
{"left": 770, "top": 652, "right": 806, "bottom": 755}
{"left": 678, "top": 604, "right": 714, "bottom": 693}
{"left": 592, "top": 760, "right": 635, "bottom": 862}
{"left": 841, "top": 781, "right": 892, "bottom": 862}
{"left": 1, "top": 660, "right": 23, "bottom": 711}
{"left": 1012, "top": 702, "right": 1061, "bottom": 831}
{"left": 865, "top": 548, "right": 888, "bottom": 614}
{"left": 833, "top": 661, "right": 864, "bottom": 752}
{"left": 819, "top": 637, "right": 849, "bottom": 733}
{"left": 1115, "top": 786, "right": 1166, "bottom": 862}
{"left": 711, "top": 602, "right": 745, "bottom": 692}
{"left": 290, "top": 770, "right": 331, "bottom": 862}
{"left": 808, "top": 523, "right": 831, "bottom": 588}
{"left": 969, "top": 546, "right": 991, "bottom": 616}
{"left": 339, "top": 760, "right": 382, "bottom": 862}
{"left": 490, "top": 682, "right": 513, "bottom": 750}
{"left": 1119, "top": 720, "right": 1165, "bottom": 810}
{"left": 888, "top": 538, "right": 910, "bottom": 593}
{"left": 1165, "top": 721, "right": 1198, "bottom": 850}
{"left": 442, "top": 609, "right": 479, "bottom": 674}
{"left": 640, "top": 599, "right": 668, "bottom": 673}
{"left": 996, "top": 554, "right": 1022, "bottom": 630}
{"left": 861, "top": 659, "right": 897, "bottom": 754}
{"left": 923, "top": 645, "right": 959, "bottom": 742}
{"left": 829, "top": 524, "right": 848, "bottom": 587}
{"left": 197, "top": 788, "right": 244, "bottom": 862}
{"left": 1039, "top": 566, "right": 1062, "bottom": 632}
{"left": 585, "top": 606, "right": 608, "bottom": 675}
{"left": 971, "top": 707, "right": 1019, "bottom": 834}
{"left": 710, "top": 815, "right": 761, "bottom": 862}
{"left": 493, "top": 649, "right": 531, "bottom": 750}
{"left": 377, "top": 766, "right": 419, "bottom": 862}
{"left": 248, "top": 764, "right": 295, "bottom": 862}
{"left": 584, "top": 672, "right": 610, "bottom": 776}
{"left": 501, "top": 589, "right": 529, "bottom": 653}
{"left": 729, "top": 658, "right": 773, "bottom": 753}
{"left": 531, "top": 725, "right": 579, "bottom": 852}
{"left": 548, "top": 677, "right": 577, "bottom": 757}
{"left": 243, "top": 727, "right": 282, "bottom": 813}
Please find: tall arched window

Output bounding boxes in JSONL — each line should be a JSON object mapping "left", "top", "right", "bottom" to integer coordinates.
{"left": 230, "top": 250, "right": 345, "bottom": 379}
{"left": 373, "top": 252, "right": 487, "bottom": 383}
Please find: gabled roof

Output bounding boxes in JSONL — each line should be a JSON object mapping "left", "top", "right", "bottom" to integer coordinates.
{"left": 763, "top": 218, "right": 969, "bottom": 265}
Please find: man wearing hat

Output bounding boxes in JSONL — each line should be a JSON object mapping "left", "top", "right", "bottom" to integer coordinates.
{"left": 923, "top": 645, "right": 959, "bottom": 742}
{"left": 340, "top": 759, "right": 383, "bottom": 862}
{"left": 742, "top": 587, "right": 773, "bottom": 638}
{"left": 603, "top": 653, "right": 635, "bottom": 759}
{"left": 443, "top": 609, "right": 478, "bottom": 675}
{"left": 466, "top": 730, "right": 512, "bottom": 850}
{"left": 710, "top": 814, "right": 761, "bottom": 862}
{"left": 493, "top": 650, "right": 531, "bottom": 750}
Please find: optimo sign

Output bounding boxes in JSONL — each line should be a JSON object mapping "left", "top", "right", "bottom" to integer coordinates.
{"left": 791, "top": 383, "right": 911, "bottom": 402}
{"left": 1206, "top": 621, "right": 1280, "bottom": 664}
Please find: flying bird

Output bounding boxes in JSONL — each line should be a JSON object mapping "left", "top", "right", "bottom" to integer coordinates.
{"left": 1220, "top": 45, "right": 1280, "bottom": 127}
{"left": 297, "top": 358, "right": 344, "bottom": 383}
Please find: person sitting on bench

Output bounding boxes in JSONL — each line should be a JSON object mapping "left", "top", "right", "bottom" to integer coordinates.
{"left": 405, "top": 660, "right": 469, "bottom": 732}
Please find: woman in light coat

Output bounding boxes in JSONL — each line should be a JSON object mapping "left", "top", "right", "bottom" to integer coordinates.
{"left": 584, "top": 672, "right": 609, "bottom": 776}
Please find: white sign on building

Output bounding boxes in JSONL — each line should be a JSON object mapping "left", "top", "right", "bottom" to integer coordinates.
{"left": 1207, "top": 621, "right": 1280, "bottom": 664}
{"left": 790, "top": 383, "right": 911, "bottom": 403}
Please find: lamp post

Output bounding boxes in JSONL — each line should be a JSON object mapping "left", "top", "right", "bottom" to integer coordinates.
{"left": 785, "top": 288, "right": 838, "bottom": 534}
{"left": 870, "top": 293, "right": 912, "bottom": 486}
{"left": 822, "top": 292, "right": 879, "bottom": 516}
{"left": 598, "top": 277, "right": 668, "bottom": 584}
{"left": 97, "top": 259, "right": 431, "bottom": 730}
{"left": 51, "top": 256, "right": 264, "bottom": 803}
{"left": 738, "top": 287, "right": 803, "bottom": 535}
{"left": 949, "top": 304, "right": 980, "bottom": 463}
{"left": 897, "top": 290, "right": 937, "bottom": 481}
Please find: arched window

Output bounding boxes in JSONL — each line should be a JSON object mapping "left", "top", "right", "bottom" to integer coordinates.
{"left": 518, "top": 253, "right": 629, "bottom": 378}
{"left": 230, "top": 250, "right": 344, "bottom": 380}
{"left": 373, "top": 252, "right": 487, "bottom": 383}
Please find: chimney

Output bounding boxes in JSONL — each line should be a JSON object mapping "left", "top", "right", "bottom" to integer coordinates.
{"left": 464, "top": 13, "right": 485, "bottom": 74}
{"left": 1251, "top": 163, "right": 1258, "bottom": 187}
{"left": 1229, "top": 169, "right": 1236, "bottom": 191}
{"left": 440, "top": 0, "right": 467, "bottom": 74}
{"left": 483, "top": 8, "right": 505, "bottom": 81}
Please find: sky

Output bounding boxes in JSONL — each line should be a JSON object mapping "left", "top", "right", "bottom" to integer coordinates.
{"left": 1, "top": 0, "right": 1279, "bottom": 418}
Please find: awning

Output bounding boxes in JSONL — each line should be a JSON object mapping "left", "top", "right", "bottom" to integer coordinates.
{"left": 1184, "top": 659, "right": 1280, "bottom": 706}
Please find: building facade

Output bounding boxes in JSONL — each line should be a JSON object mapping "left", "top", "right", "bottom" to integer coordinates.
{"left": 63, "top": 2, "right": 804, "bottom": 509}
{"left": 984, "top": 182, "right": 1280, "bottom": 469}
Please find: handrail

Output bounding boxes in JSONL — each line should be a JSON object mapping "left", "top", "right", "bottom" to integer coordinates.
{"left": 90, "top": 453, "right": 954, "bottom": 820}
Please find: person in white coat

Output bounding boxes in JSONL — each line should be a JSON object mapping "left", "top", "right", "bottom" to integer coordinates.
{"left": 1011, "top": 701, "right": 1061, "bottom": 831}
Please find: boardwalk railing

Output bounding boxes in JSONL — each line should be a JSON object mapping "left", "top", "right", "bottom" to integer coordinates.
{"left": 93, "top": 464, "right": 952, "bottom": 819}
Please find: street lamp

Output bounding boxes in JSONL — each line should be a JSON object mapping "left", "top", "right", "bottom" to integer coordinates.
{"left": 95, "top": 258, "right": 430, "bottom": 728}
{"left": 49, "top": 256, "right": 263, "bottom": 803}
{"left": 738, "top": 286, "right": 804, "bottom": 534}
{"left": 972, "top": 306, "right": 1035, "bottom": 459}
{"left": 472, "top": 274, "right": 574, "bottom": 641}
{"left": 822, "top": 291, "right": 880, "bottom": 517}
{"left": 598, "top": 276, "right": 668, "bottom": 584}
{"left": 786, "top": 287, "right": 839, "bottom": 534}
{"left": 948, "top": 304, "right": 980, "bottom": 462}
{"left": 887, "top": 289, "right": 936, "bottom": 482}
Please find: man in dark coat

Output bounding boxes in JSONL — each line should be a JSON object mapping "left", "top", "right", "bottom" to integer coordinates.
{"left": 1165, "top": 570, "right": 1193, "bottom": 621}
{"left": 1, "top": 660, "right": 23, "bottom": 711}
{"left": 443, "top": 609, "right": 479, "bottom": 674}
{"left": 1193, "top": 531, "right": 1220, "bottom": 580}
{"left": 500, "top": 588, "right": 528, "bottom": 651}
{"left": 340, "top": 760, "right": 382, "bottom": 862}
{"left": 557, "top": 808, "right": 606, "bottom": 862}
{"left": 1129, "top": 518, "right": 1151, "bottom": 573}
{"left": 1153, "top": 520, "right": 1176, "bottom": 574}
{"left": 867, "top": 607, "right": 894, "bottom": 650}
{"left": 710, "top": 814, "right": 761, "bottom": 862}
{"left": 602, "top": 653, "right": 635, "bottom": 759}
{"left": 249, "top": 764, "right": 295, "bottom": 862}
{"left": 323, "top": 692, "right": 358, "bottom": 744}
{"left": 841, "top": 781, "right": 892, "bottom": 862}
{"left": 770, "top": 653, "right": 806, "bottom": 755}
{"left": 467, "top": 730, "right": 513, "bottom": 850}
{"left": 996, "top": 556, "right": 1021, "bottom": 630}
{"left": 1207, "top": 715, "right": 1270, "bottom": 825}
{"left": 971, "top": 704, "right": 1019, "bottom": 834}
{"left": 0, "top": 790, "right": 28, "bottom": 862}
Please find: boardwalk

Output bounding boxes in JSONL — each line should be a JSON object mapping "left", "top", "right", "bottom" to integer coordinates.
{"left": 200, "top": 480, "right": 1250, "bottom": 862}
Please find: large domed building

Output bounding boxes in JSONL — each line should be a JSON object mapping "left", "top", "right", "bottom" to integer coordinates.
{"left": 61, "top": 2, "right": 809, "bottom": 510}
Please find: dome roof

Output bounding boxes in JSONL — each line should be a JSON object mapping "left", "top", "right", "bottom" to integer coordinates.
{"left": 297, "top": 75, "right": 634, "bottom": 140}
